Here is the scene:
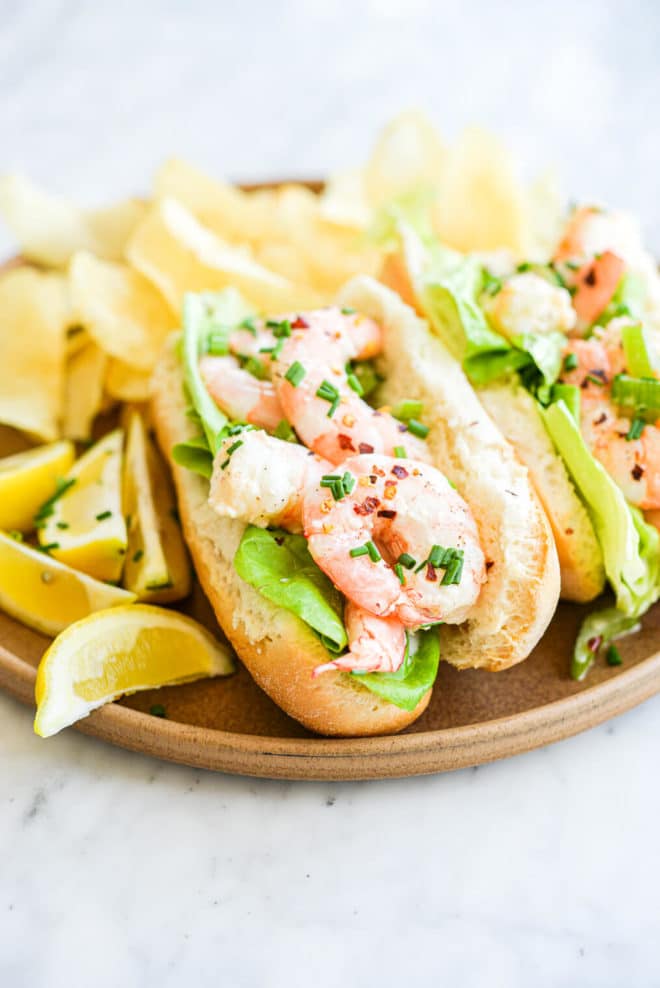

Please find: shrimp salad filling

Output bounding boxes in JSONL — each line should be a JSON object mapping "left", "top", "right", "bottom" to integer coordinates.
{"left": 172, "top": 290, "right": 486, "bottom": 709}
{"left": 394, "top": 205, "right": 660, "bottom": 678}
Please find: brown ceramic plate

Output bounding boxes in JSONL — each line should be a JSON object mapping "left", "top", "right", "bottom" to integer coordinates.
{"left": 2, "top": 184, "right": 660, "bottom": 781}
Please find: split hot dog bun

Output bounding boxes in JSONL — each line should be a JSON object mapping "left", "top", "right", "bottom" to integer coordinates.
{"left": 337, "top": 277, "right": 560, "bottom": 670}
{"left": 151, "top": 334, "right": 430, "bottom": 737}
{"left": 151, "top": 276, "right": 559, "bottom": 736}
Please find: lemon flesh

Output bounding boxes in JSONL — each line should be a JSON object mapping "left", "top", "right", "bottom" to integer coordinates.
{"left": 0, "top": 531, "right": 135, "bottom": 637}
{"left": 122, "top": 410, "right": 191, "bottom": 603}
{"left": 0, "top": 440, "right": 75, "bottom": 532}
{"left": 34, "top": 604, "right": 234, "bottom": 737}
{"left": 39, "top": 429, "right": 127, "bottom": 582}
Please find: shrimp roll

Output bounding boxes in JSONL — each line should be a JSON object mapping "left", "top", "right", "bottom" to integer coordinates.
{"left": 382, "top": 209, "right": 660, "bottom": 679}
{"left": 151, "top": 278, "right": 558, "bottom": 736}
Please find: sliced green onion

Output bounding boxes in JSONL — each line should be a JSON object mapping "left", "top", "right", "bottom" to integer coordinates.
{"left": 242, "top": 355, "right": 268, "bottom": 379}
{"left": 316, "top": 379, "right": 341, "bottom": 418}
{"left": 626, "top": 417, "right": 646, "bottom": 441}
{"left": 342, "top": 471, "right": 356, "bottom": 495}
{"left": 284, "top": 361, "right": 306, "bottom": 386}
{"left": 365, "top": 540, "right": 381, "bottom": 562}
{"left": 239, "top": 317, "right": 257, "bottom": 335}
{"left": 394, "top": 563, "right": 405, "bottom": 585}
{"left": 347, "top": 373, "right": 364, "bottom": 396}
{"left": 349, "top": 545, "right": 369, "bottom": 558}
{"left": 350, "top": 361, "right": 381, "bottom": 398}
{"left": 398, "top": 553, "right": 416, "bottom": 570}
{"left": 407, "top": 419, "right": 429, "bottom": 439}
{"left": 427, "top": 545, "right": 446, "bottom": 567}
{"left": 562, "top": 352, "right": 578, "bottom": 372}
{"left": 606, "top": 644, "right": 623, "bottom": 666}
{"left": 392, "top": 399, "right": 424, "bottom": 423}
{"left": 393, "top": 445, "right": 407, "bottom": 458}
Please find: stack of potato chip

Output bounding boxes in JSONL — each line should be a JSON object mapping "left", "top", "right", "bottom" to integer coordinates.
{"left": 0, "top": 110, "right": 563, "bottom": 445}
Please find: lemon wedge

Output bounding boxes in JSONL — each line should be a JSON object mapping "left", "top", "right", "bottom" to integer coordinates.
{"left": 34, "top": 604, "right": 234, "bottom": 737}
{"left": 122, "top": 410, "right": 191, "bottom": 603}
{"left": 38, "top": 429, "right": 128, "bottom": 582}
{"left": 0, "top": 531, "right": 135, "bottom": 637}
{"left": 0, "top": 440, "right": 75, "bottom": 532}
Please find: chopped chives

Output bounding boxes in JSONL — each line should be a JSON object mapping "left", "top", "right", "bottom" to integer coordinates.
{"left": 347, "top": 373, "right": 364, "bottom": 396}
{"left": 285, "top": 361, "right": 306, "bottom": 386}
{"left": 220, "top": 458, "right": 231, "bottom": 470}
{"left": 56, "top": 521, "right": 69, "bottom": 530}
{"left": 393, "top": 446, "right": 407, "bottom": 458}
{"left": 365, "top": 540, "right": 381, "bottom": 562}
{"left": 316, "top": 379, "right": 341, "bottom": 417}
{"left": 39, "top": 542, "right": 60, "bottom": 553}
{"left": 350, "top": 545, "right": 369, "bottom": 558}
{"left": 427, "top": 545, "right": 445, "bottom": 567}
{"left": 243, "top": 355, "right": 268, "bottom": 379}
{"left": 95, "top": 510, "right": 112, "bottom": 521}
{"left": 563, "top": 352, "right": 578, "bottom": 372}
{"left": 341, "top": 306, "right": 356, "bottom": 315}
{"left": 226, "top": 440, "right": 244, "bottom": 456}
{"left": 407, "top": 418, "right": 429, "bottom": 439}
{"left": 398, "top": 552, "right": 416, "bottom": 570}
{"left": 149, "top": 704, "right": 167, "bottom": 717}
{"left": 394, "top": 563, "right": 405, "bottom": 585}
{"left": 626, "top": 418, "right": 645, "bottom": 441}
{"left": 267, "top": 319, "right": 292, "bottom": 339}
{"left": 239, "top": 317, "right": 257, "bottom": 335}
{"left": 34, "top": 477, "right": 76, "bottom": 522}
{"left": 274, "top": 419, "right": 297, "bottom": 442}
{"left": 132, "top": 549, "right": 144, "bottom": 563}
{"left": 342, "top": 471, "right": 356, "bottom": 495}
{"left": 606, "top": 644, "right": 623, "bottom": 666}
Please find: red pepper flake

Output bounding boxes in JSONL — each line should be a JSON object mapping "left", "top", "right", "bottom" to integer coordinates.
{"left": 291, "top": 316, "right": 309, "bottom": 329}
{"left": 274, "top": 536, "right": 285, "bottom": 546}
{"left": 426, "top": 562, "right": 437, "bottom": 582}
{"left": 353, "top": 496, "right": 380, "bottom": 516}
{"left": 584, "top": 266, "right": 597, "bottom": 287}
{"left": 565, "top": 527, "right": 574, "bottom": 535}
{"left": 594, "top": 412, "right": 607, "bottom": 426}
{"left": 485, "top": 560, "right": 495, "bottom": 570}
{"left": 377, "top": 509, "right": 397, "bottom": 519}
{"left": 384, "top": 478, "right": 397, "bottom": 487}
{"left": 338, "top": 434, "right": 356, "bottom": 451}
{"left": 372, "top": 466, "right": 385, "bottom": 477}
{"left": 631, "top": 463, "right": 644, "bottom": 481}
{"left": 358, "top": 442, "right": 375, "bottom": 454}
{"left": 587, "top": 635, "right": 603, "bottom": 653}
{"left": 391, "top": 465, "right": 408, "bottom": 479}
{"left": 369, "top": 475, "right": 378, "bottom": 484}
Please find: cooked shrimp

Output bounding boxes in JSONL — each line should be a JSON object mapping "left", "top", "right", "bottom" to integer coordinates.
{"left": 484, "top": 272, "right": 576, "bottom": 339}
{"left": 561, "top": 327, "right": 660, "bottom": 509}
{"left": 200, "top": 355, "right": 285, "bottom": 432}
{"left": 272, "top": 312, "right": 430, "bottom": 465}
{"left": 209, "top": 430, "right": 328, "bottom": 533}
{"left": 208, "top": 431, "right": 408, "bottom": 674}
{"left": 571, "top": 251, "right": 625, "bottom": 328}
{"left": 303, "top": 454, "right": 485, "bottom": 627}
{"left": 312, "top": 603, "right": 407, "bottom": 676}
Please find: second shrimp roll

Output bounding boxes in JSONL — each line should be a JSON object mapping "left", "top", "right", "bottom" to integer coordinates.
{"left": 383, "top": 207, "right": 660, "bottom": 679}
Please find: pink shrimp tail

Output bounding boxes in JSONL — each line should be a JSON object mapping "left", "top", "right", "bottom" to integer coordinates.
{"left": 312, "top": 604, "right": 406, "bottom": 677}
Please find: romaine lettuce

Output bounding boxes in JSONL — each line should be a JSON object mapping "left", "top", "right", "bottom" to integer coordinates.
{"left": 233, "top": 526, "right": 348, "bottom": 654}
{"left": 353, "top": 628, "right": 440, "bottom": 711}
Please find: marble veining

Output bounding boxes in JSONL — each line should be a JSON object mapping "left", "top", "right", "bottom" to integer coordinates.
{"left": 2, "top": 1, "right": 660, "bottom": 985}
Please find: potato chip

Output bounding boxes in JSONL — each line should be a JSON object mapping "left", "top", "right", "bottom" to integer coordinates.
{"left": 62, "top": 343, "right": 107, "bottom": 441}
{"left": 433, "top": 128, "right": 527, "bottom": 253}
{"left": 154, "top": 158, "right": 255, "bottom": 243}
{"left": 105, "top": 360, "right": 153, "bottom": 403}
{"left": 364, "top": 110, "right": 446, "bottom": 207}
{"left": 0, "top": 267, "right": 67, "bottom": 440}
{"left": 69, "top": 251, "right": 175, "bottom": 371}
{"left": 126, "top": 197, "right": 322, "bottom": 313}
{"left": 319, "top": 168, "right": 371, "bottom": 231}
{"left": 0, "top": 174, "right": 146, "bottom": 267}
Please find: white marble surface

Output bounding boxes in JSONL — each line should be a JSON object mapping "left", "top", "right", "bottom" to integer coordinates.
{"left": 2, "top": 2, "right": 660, "bottom": 985}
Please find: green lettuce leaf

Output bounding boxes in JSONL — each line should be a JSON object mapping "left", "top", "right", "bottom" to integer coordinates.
{"left": 233, "top": 526, "right": 348, "bottom": 654}
{"left": 352, "top": 628, "right": 440, "bottom": 711}
{"left": 402, "top": 227, "right": 563, "bottom": 388}
{"left": 541, "top": 400, "right": 660, "bottom": 678}
{"left": 181, "top": 289, "right": 253, "bottom": 455}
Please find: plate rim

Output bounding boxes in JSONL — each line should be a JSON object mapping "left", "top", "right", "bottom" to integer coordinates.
{"left": 3, "top": 638, "right": 660, "bottom": 780}
{"left": 2, "top": 187, "right": 660, "bottom": 780}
